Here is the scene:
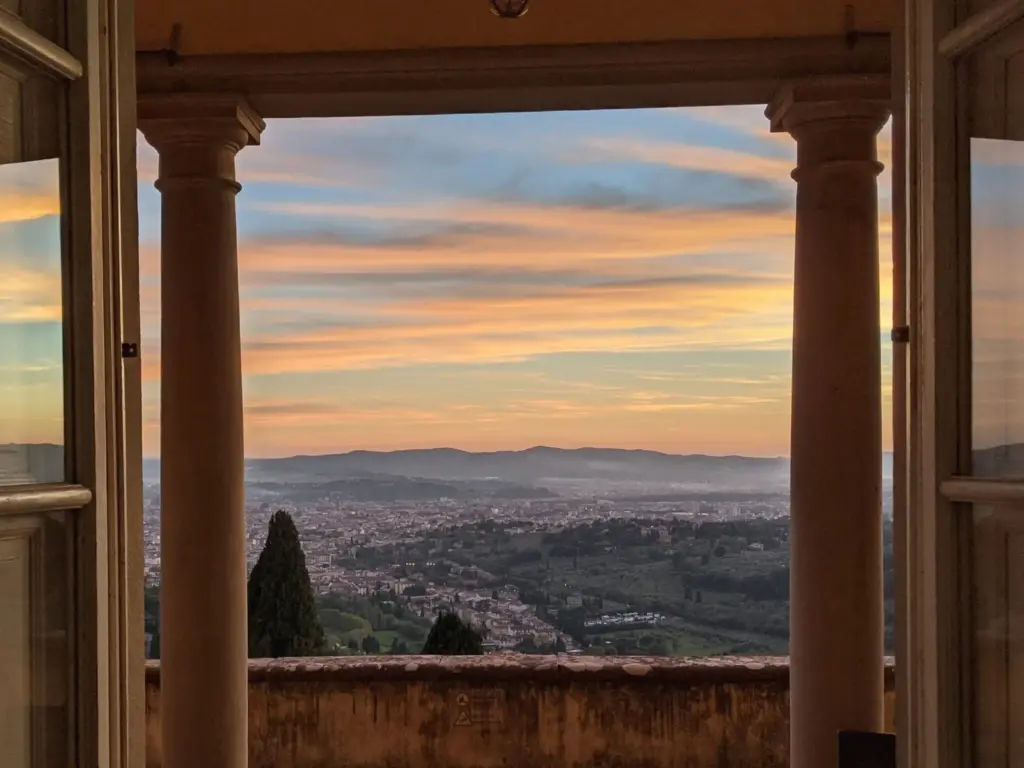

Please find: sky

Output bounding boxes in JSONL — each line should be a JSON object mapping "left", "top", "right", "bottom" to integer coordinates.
{"left": 0, "top": 158, "right": 63, "bottom": 456}
{"left": 970, "top": 138, "right": 1024, "bottom": 461}
{"left": 2, "top": 105, "right": 903, "bottom": 459}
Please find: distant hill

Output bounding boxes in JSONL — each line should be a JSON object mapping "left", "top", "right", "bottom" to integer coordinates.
{"left": 139, "top": 444, "right": 898, "bottom": 496}
{"left": 238, "top": 446, "right": 788, "bottom": 490}
{"left": 0, "top": 442, "right": 63, "bottom": 485}
{"left": 142, "top": 446, "right": 793, "bottom": 491}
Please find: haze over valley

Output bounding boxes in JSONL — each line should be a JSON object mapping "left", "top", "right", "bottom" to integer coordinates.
{"left": 138, "top": 445, "right": 897, "bottom": 501}
{"left": 136, "top": 444, "right": 897, "bottom": 658}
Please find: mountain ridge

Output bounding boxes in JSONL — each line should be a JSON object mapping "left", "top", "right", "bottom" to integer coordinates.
{"left": 275, "top": 445, "right": 788, "bottom": 462}
{"left": 146, "top": 445, "right": 796, "bottom": 490}
{"left": 5, "top": 444, "right": 903, "bottom": 494}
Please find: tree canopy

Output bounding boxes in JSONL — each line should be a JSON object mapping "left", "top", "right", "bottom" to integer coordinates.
{"left": 421, "top": 610, "right": 484, "bottom": 655}
{"left": 247, "top": 510, "right": 326, "bottom": 657}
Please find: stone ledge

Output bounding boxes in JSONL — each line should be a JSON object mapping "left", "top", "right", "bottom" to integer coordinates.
{"left": 145, "top": 654, "right": 897, "bottom": 686}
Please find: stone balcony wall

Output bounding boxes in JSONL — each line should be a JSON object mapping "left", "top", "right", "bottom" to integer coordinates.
{"left": 144, "top": 656, "right": 896, "bottom": 768}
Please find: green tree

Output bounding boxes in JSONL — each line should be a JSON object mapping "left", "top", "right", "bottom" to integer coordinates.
{"left": 514, "top": 635, "right": 539, "bottom": 653}
{"left": 651, "top": 637, "right": 673, "bottom": 656}
{"left": 361, "top": 635, "right": 381, "bottom": 653}
{"left": 247, "top": 510, "right": 326, "bottom": 658}
{"left": 390, "top": 639, "right": 409, "bottom": 655}
{"left": 421, "top": 610, "right": 484, "bottom": 655}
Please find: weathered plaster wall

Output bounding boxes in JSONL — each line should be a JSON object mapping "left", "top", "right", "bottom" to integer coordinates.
{"left": 144, "top": 656, "right": 897, "bottom": 768}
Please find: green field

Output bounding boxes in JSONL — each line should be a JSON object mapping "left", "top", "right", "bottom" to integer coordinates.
{"left": 316, "top": 597, "right": 430, "bottom": 654}
{"left": 352, "top": 514, "right": 895, "bottom": 656}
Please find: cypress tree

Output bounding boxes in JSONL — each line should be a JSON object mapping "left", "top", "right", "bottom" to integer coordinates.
{"left": 247, "top": 510, "right": 325, "bottom": 657}
{"left": 421, "top": 609, "right": 485, "bottom": 655}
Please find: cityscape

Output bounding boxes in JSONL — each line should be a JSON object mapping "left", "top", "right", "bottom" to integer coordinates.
{"left": 141, "top": 447, "right": 895, "bottom": 657}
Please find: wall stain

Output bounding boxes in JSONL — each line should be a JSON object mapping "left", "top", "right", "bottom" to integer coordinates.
{"left": 144, "top": 656, "right": 896, "bottom": 768}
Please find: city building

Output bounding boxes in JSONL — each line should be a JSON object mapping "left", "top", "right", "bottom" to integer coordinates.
{"left": 0, "top": 0, "right": 1014, "bottom": 767}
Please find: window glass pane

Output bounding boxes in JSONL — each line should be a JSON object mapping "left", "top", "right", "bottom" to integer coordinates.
{"left": 969, "top": 28, "right": 1024, "bottom": 476}
{"left": 0, "top": 510, "right": 71, "bottom": 768}
{"left": 970, "top": 139, "right": 1024, "bottom": 476}
{"left": 972, "top": 505, "right": 1024, "bottom": 765}
{"left": 0, "top": 69, "right": 63, "bottom": 485}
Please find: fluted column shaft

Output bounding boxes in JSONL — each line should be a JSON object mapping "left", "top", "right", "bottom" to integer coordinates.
{"left": 140, "top": 95, "right": 264, "bottom": 768}
{"left": 767, "top": 83, "right": 890, "bottom": 768}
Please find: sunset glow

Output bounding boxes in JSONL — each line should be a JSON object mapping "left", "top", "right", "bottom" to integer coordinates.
{"left": 0, "top": 106, "right": 897, "bottom": 457}
{"left": 137, "top": 106, "right": 894, "bottom": 457}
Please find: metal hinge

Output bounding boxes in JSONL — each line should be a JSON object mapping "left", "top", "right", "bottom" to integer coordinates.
{"left": 121, "top": 342, "right": 139, "bottom": 359}
{"left": 890, "top": 326, "right": 910, "bottom": 344}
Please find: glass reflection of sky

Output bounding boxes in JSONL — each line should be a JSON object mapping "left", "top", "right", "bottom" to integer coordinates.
{"left": 0, "top": 158, "right": 62, "bottom": 447}
{"left": 971, "top": 139, "right": 1024, "bottom": 463}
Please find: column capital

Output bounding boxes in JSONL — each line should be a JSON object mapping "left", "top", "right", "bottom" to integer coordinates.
{"left": 766, "top": 76, "right": 890, "bottom": 135}
{"left": 138, "top": 94, "right": 265, "bottom": 153}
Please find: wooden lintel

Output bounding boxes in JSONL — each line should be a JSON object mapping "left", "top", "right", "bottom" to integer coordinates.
{"left": 136, "top": 34, "right": 891, "bottom": 118}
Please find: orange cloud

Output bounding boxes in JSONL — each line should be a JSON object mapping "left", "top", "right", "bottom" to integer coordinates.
{"left": 133, "top": 203, "right": 892, "bottom": 383}
{"left": 573, "top": 138, "right": 794, "bottom": 183}
{"left": 135, "top": 111, "right": 899, "bottom": 457}
{"left": 689, "top": 106, "right": 893, "bottom": 172}
{"left": 245, "top": 200, "right": 798, "bottom": 271}
{"left": 244, "top": 400, "right": 450, "bottom": 427}
{"left": 687, "top": 106, "right": 793, "bottom": 140}
{"left": 0, "top": 266, "right": 61, "bottom": 322}
{"left": 0, "top": 191, "right": 60, "bottom": 223}
{"left": 225, "top": 382, "right": 795, "bottom": 457}
{"left": 138, "top": 121, "right": 390, "bottom": 189}
{"left": 236, "top": 275, "right": 794, "bottom": 377}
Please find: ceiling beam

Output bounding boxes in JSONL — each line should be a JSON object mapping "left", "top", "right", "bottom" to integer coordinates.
{"left": 136, "top": 34, "right": 890, "bottom": 118}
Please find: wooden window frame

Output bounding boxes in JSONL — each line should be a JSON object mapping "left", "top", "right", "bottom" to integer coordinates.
{"left": 906, "top": 2, "right": 1024, "bottom": 767}
{"left": 0, "top": 0, "right": 142, "bottom": 762}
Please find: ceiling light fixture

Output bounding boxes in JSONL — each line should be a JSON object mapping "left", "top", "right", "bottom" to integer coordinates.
{"left": 490, "top": 0, "right": 529, "bottom": 18}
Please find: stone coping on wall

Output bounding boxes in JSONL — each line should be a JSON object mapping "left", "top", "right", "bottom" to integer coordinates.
{"left": 145, "top": 654, "right": 897, "bottom": 687}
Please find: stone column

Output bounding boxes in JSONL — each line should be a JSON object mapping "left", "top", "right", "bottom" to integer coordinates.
{"left": 139, "top": 95, "right": 264, "bottom": 768}
{"left": 766, "top": 80, "right": 890, "bottom": 768}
